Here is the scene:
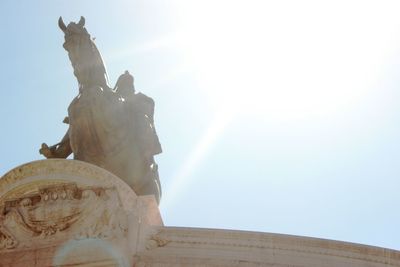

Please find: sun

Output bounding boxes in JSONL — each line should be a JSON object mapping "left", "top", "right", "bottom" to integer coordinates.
{"left": 171, "top": 0, "right": 398, "bottom": 121}
{"left": 160, "top": 0, "right": 400, "bottom": 209}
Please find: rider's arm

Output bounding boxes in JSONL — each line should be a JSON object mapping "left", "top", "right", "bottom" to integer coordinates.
{"left": 40, "top": 130, "right": 72, "bottom": 158}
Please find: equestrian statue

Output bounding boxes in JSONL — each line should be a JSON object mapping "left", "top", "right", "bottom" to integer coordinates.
{"left": 40, "top": 17, "right": 162, "bottom": 203}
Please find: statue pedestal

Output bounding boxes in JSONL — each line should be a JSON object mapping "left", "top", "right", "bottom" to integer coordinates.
{"left": 0, "top": 159, "right": 162, "bottom": 266}
{"left": 1, "top": 160, "right": 400, "bottom": 267}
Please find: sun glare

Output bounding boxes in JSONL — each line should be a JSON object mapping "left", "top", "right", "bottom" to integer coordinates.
{"left": 161, "top": 0, "right": 400, "bottom": 209}
{"left": 161, "top": 108, "right": 235, "bottom": 210}
{"left": 173, "top": 0, "right": 400, "bottom": 120}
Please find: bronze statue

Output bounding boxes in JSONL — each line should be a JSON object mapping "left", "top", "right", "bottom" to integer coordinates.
{"left": 40, "top": 17, "right": 162, "bottom": 203}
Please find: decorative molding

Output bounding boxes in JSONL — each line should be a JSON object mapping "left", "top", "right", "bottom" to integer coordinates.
{"left": 0, "top": 182, "right": 128, "bottom": 250}
{"left": 142, "top": 227, "right": 400, "bottom": 266}
{"left": 146, "top": 233, "right": 170, "bottom": 250}
{"left": 0, "top": 159, "right": 137, "bottom": 211}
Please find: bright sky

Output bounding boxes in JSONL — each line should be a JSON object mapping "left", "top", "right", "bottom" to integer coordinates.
{"left": 1, "top": 0, "right": 400, "bottom": 250}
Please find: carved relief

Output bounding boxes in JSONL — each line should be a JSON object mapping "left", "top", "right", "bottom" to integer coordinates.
{"left": 0, "top": 182, "right": 128, "bottom": 250}
{"left": 146, "top": 234, "right": 170, "bottom": 250}
{"left": 0, "top": 224, "right": 17, "bottom": 250}
{"left": 3, "top": 183, "right": 81, "bottom": 236}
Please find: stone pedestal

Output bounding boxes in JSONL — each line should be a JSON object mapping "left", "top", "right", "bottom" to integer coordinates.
{"left": 0, "top": 159, "right": 161, "bottom": 266}
{"left": 1, "top": 159, "right": 399, "bottom": 267}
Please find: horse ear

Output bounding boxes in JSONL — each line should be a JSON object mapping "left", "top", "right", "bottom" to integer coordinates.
{"left": 78, "top": 16, "right": 85, "bottom": 27}
{"left": 58, "top": 16, "right": 67, "bottom": 32}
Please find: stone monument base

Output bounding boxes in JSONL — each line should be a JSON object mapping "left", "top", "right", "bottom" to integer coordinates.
{"left": 0, "top": 159, "right": 161, "bottom": 266}
{"left": 1, "top": 160, "right": 399, "bottom": 267}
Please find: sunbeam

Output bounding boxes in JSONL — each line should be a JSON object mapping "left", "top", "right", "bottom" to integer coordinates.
{"left": 160, "top": 107, "right": 236, "bottom": 210}
{"left": 161, "top": 0, "right": 400, "bottom": 210}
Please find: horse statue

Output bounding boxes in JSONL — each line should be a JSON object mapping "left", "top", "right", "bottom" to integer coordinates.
{"left": 40, "top": 17, "right": 162, "bottom": 203}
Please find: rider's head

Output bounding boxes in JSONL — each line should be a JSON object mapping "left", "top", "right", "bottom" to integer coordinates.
{"left": 115, "top": 70, "right": 135, "bottom": 94}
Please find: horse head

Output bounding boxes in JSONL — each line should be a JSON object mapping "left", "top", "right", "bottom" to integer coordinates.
{"left": 58, "top": 17, "right": 110, "bottom": 89}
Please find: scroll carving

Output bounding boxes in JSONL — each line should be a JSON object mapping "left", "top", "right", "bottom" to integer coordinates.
{"left": 0, "top": 182, "right": 128, "bottom": 250}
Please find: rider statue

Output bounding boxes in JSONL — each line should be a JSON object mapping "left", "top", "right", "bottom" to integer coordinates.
{"left": 40, "top": 17, "right": 162, "bottom": 203}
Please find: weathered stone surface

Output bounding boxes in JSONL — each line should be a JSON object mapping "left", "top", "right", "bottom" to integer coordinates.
{"left": 136, "top": 227, "right": 400, "bottom": 267}
{"left": 0, "top": 159, "right": 161, "bottom": 267}
{"left": 1, "top": 160, "right": 399, "bottom": 266}
{"left": 0, "top": 159, "right": 137, "bottom": 211}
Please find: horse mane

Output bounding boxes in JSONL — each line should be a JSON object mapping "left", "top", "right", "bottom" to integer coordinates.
{"left": 62, "top": 19, "right": 111, "bottom": 90}
{"left": 89, "top": 40, "right": 111, "bottom": 90}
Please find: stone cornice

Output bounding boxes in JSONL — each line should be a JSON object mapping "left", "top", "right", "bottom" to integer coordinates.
{"left": 139, "top": 227, "right": 400, "bottom": 266}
